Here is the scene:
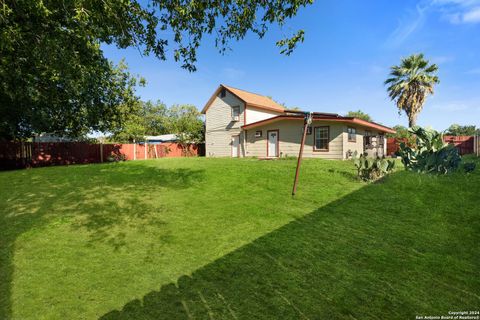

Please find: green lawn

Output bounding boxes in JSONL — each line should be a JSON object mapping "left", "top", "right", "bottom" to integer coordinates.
{"left": 1, "top": 157, "right": 479, "bottom": 319}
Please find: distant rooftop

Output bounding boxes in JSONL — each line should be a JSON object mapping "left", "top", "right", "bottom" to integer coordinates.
{"left": 145, "top": 134, "right": 178, "bottom": 142}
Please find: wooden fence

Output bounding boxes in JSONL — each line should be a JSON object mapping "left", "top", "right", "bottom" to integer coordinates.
{"left": 387, "top": 135, "right": 476, "bottom": 156}
{"left": 475, "top": 135, "right": 480, "bottom": 157}
{"left": 0, "top": 142, "right": 204, "bottom": 170}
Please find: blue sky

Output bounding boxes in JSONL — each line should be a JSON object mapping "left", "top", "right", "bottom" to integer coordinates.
{"left": 102, "top": 0, "right": 480, "bottom": 130}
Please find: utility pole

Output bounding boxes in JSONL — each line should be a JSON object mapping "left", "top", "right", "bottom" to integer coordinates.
{"left": 292, "top": 112, "right": 312, "bottom": 196}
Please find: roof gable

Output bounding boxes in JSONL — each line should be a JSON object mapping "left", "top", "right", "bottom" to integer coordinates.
{"left": 202, "top": 84, "right": 285, "bottom": 114}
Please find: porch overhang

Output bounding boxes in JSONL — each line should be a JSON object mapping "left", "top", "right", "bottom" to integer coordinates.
{"left": 241, "top": 115, "right": 396, "bottom": 134}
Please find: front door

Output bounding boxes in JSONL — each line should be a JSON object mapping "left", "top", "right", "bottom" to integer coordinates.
{"left": 267, "top": 130, "right": 279, "bottom": 157}
{"left": 231, "top": 135, "right": 240, "bottom": 157}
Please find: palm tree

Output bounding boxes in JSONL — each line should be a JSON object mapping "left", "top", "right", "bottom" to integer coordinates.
{"left": 385, "top": 54, "right": 439, "bottom": 127}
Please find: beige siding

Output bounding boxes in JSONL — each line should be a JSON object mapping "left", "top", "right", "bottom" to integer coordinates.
{"left": 245, "top": 106, "right": 281, "bottom": 124}
{"left": 245, "top": 119, "right": 344, "bottom": 159}
{"left": 344, "top": 125, "right": 365, "bottom": 157}
{"left": 205, "top": 91, "right": 245, "bottom": 157}
{"left": 343, "top": 126, "right": 385, "bottom": 158}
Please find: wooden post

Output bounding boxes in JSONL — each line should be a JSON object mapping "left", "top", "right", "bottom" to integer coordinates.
{"left": 20, "top": 141, "right": 24, "bottom": 167}
{"left": 133, "top": 139, "right": 137, "bottom": 160}
{"left": 100, "top": 143, "right": 103, "bottom": 163}
{"left": 475, "top": 135, "right": 480, "bottom": 157}
{"left": 475, "top": 135, "right": 479, "bottom": 157}
{"left": 292, "top": 113, "right": 312, "bottom": 196}
{"left": 144, "top": 142, "right": 147, "bottom": 159}
{"left": 474, "top": 135, "right": 476, "bottom": 156}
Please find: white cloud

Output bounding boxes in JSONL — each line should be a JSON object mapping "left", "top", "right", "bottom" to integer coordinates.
{"left": 431, "top": 0, "right": 480, "bottom": 23}
{"left": 387, "top": 0, "right": 480, "bottom": 44}
{"left": 386, "top": 5, "right": 428, "bottom": 47}
{"left": 432, "top": 0, "right": 480, "bottom": 6}
{"left": 463, "top": 7, "right": 480, "bottom": 22}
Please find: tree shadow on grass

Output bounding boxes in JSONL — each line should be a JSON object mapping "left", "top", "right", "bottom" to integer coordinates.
{"left": 100, "top": 171, "right": 480, "bottom": 320}
{"left": 0, "top": 162, "right": 205, "bottom": 319}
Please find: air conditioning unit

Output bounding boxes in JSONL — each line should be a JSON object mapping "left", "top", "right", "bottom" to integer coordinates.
{"left": 232, "top": 115, "right": 239, "bottom": 122}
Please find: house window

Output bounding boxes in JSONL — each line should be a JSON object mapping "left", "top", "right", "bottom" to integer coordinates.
{"left": 364, "top": 130, "right": 372, "bottom": 145}
{"left": 306, "top": 126, "right": 312, "bottom": 135}
{"left": 378, "top": 134, "right": 385, "bottom": 145}
{"left": 347, "top": 127, "right": 356, "bottom": 142}
{"left": 231, "top": 106, "right": 240, "bottom": 121}
{"left": 220, "top": 88, "right": 226, "bottom": 98}
{"left": 314, "top": 126, "right": 329, "bottom": 151}
{"left": 255, "top": 130, "right": 262, "bottom": 138}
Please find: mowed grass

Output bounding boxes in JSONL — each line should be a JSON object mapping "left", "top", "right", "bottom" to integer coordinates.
{"left": 0, "top": 157, "right": 479, "bottom": 319}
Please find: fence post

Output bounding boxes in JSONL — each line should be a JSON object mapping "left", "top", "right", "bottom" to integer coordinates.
{"left": 473, "top": 135, "right": 476, "bottom": 156}
{"left": 20, "top": 141, "right": 24, "bottom": 167}
{"left": 475, "top": 135, "right": 480, "bottom": 157}
{"left": 145, "top": 142, "right": 148, "bottom": 159}
{"left": 475, "top": 135, "right": 477, "bottom": 156}
{"left": 100, "top": 143, "right": 103, "bottom": 163}
{"left": 133, "top": 139, "right": 137, "bottom": 160}
{"left": 476, "top": 135, "right": 479, "bottom": 157}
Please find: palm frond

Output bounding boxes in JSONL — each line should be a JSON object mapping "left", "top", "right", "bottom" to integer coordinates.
{"left": 385, "top": 53, "right": 439, "bottom": 125}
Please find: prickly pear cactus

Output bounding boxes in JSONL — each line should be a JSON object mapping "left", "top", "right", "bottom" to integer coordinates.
{"left": 352, "top": 152, "right": 395, "bottom": 181}
{"left": 397, "top": 126, "right": 462, "bottom": 174}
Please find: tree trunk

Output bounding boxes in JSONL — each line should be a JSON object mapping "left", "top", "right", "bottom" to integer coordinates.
{"left": 408, "top": 114, "right": 416, "bottom": 128}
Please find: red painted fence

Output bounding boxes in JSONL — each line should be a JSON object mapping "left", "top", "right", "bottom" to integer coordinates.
{"left": 0, "top": 142, "right": 204, "bottom": 170}
{"left": 387, "top": 135, "right": 476, "bottom": 156}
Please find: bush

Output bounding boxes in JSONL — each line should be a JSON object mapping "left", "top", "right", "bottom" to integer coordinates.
{"left": 398, "top": 126, "right": 461, "bottom": 174}
{"left": 353, "top": 152, "right": 395, "bottom": 182}
{"left": 464, "top": 162, "right": 476, "bottom": 173}
{"left": 107, "top": 153, "right": 127, "bottom": 162}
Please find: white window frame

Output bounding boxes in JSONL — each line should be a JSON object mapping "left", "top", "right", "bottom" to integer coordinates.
{"left": 313, "top": 126, "right": 329, "bottom": 151}
{"left": 231, "top": 106, "right": 240, "bottom": 121}
{"left": 347, "top": 127, "right": 356, "bottom": 142}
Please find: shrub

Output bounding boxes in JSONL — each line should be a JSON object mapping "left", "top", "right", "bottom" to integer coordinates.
{"left": 107, "top": 153, "right": 127, "bottom": 162}
{"left": 398, "top": 126, "right": 461, "bottom": 174}
{"left": 464, "top": 162, "right": 476, "bottom": 173}
{"left": 353, "top": 152, "right": 395, "bottom": 182}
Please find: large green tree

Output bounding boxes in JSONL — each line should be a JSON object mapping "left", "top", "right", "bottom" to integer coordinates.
{"left": 110, "top": 102, "right": 204, "bottom": 148}
{"left": 0, "top": 0, "right": 312, "bottom": 140}
{"left": 445, "top": 124, "right": 479, "bottom": 136}
{"left": 109, "top": 100, "right": 169, "bottom": 143}
{"left": 345, "top": 110, "right": 372, "bottom": 122}
{"left": 385, "top": 54, "right": 439, "bottom": 127}
{"left": 167, "top": 104, "right": 204, "bottom": 151}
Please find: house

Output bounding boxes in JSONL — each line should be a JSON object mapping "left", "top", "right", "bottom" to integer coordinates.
{"left": 33, "top": 133, "right": 74, "bottom": 142}
{"left": 145, "top": 134, "right": 178, "bottom": 144}
{"left": 202, "top": 84, "right": 395, "bottom": 159}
